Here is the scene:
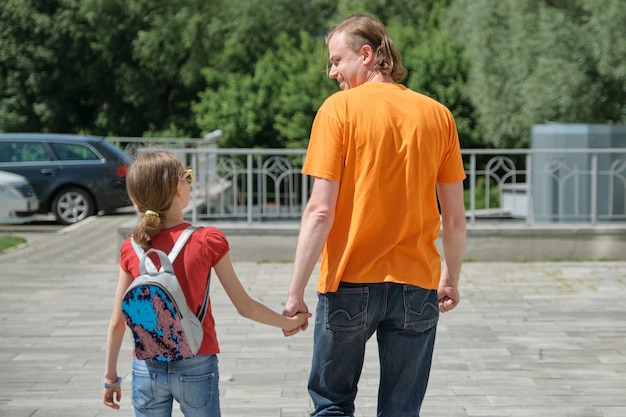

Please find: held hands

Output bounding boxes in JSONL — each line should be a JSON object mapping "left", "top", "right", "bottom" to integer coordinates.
{"left": 284, "top": 311, "right": 312, "bottom": 332}
{"left": 282, "top": 297, "right": 310, "bottom": 336}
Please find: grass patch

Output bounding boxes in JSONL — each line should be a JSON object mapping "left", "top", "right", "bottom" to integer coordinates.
{"left": 0, "top": 234, "right": 26, "bottom": 253}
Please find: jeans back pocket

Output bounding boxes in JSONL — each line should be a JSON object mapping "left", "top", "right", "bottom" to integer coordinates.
{"left": 324, "top": 287, "right": 368, "bottom": 339}
{"left": 403, "top": 286, "right": 439, "bottom": 333}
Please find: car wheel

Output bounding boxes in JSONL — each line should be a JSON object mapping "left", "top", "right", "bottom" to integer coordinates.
{"left": 52, "top": 187, "right": 95, "bottom": 225}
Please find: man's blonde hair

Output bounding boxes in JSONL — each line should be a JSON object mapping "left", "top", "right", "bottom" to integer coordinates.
{"left": 326, "top": 13, "right": 406, "bottom": 82}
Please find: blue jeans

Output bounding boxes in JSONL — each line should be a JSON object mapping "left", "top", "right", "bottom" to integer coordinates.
{"left": 131, "top": 354, "right": 220, "bottom": 417}
{"left": 309, "top": 282, "right": 439, "bottom": 417}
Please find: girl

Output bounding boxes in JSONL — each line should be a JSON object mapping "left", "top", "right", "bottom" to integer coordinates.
{"left": 103, "top": 150, "right": 310, "bottom": 416}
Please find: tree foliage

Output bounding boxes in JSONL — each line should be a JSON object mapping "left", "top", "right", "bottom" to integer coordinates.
{"left": 388, "top": 1, "right": 481, "bottom": 148}
{"left": 0, "top": 0, "right": 220, "bottom": 136}
{"left": 331, "top": 0, "right": 443, "bottom": 25}
{"left": 445, "top": 0, "right": 626, "bottom": 147}
{"left": 1, "top": 1, "right": 70, "bottom": 132}
{"left": 194, "top": 32, "right": 336, "bottom": 149}
{"left": 193, "top": 0, "right": 476, "bottom": 148}
{"left": 1, "top": 0, "right": 624, "bottom": 149}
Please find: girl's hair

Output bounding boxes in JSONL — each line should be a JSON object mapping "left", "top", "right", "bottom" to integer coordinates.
{"left": 126, "top": 151, "right": 185, "bottom": 247}
{"left": 326, "top": 13, "right": 407, "bottom": 82}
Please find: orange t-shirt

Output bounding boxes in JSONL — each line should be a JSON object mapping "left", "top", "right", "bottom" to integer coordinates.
{"left": 120, "top": 223, "right": 229, "bottom": 354}
{"left": 303, "top": 82, "right": 466, "bottom": 293}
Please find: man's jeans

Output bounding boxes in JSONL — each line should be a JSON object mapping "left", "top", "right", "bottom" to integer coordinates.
{"left": 131, "top": 354, "right": 220, "bottom": 417}
{"left": 309, "top": 282, "right": 439, "bottom": 417}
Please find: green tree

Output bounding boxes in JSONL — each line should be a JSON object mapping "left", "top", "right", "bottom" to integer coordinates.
{"left": 194, "top": 31, "right": 336, "bottom": 149}
{"left": 389, "top": 1, "right": 481, "bottom": 148}
{"left": 308, "top": 0, "right": 482, "bottom": 148}
{"left": 2, "top": 0, "right": 487, "bottom": 150}
{"left": 255, "top": 32, "right": 337, "bottom": 149}
{"left": 196, "top": 0, "right": 479, "bottom": 149}
{"left": 0, "top": 0, "right": 81, "bottom": 131}
{"left": 583, "top": 0, "right": 626, "bottom": 122}
{"left": 445, "top": 0, "right": 626, "bottom": 147}
{"left": 0, "top": 0, "right": 220, "bottom": 137}
{"left": 194, "top": 68, "right": 271, "bottom": 148}
{"left": 329, "top": 0, "right": 441, "bottom": 25}
{"left": 78, "top": 0, "right": 221, "bottom": 137}
{"left": 210, "top": 0, "right": 329, "bottom": 74}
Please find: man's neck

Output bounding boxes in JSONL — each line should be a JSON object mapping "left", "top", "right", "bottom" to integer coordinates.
{"left": 365, "top": 71, "right": 395, "bottom": 84}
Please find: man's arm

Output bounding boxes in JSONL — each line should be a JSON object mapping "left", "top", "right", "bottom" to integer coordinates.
{"left": 436, "top": 181, "right": 466, "bottom": 313}
{"left": 283, "top": 178, "right": 339, "bottom": 335}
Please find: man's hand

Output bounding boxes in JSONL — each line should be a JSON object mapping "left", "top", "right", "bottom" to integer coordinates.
{"left": 282, "top": 297, "right": 309, "bottom": 336}
{"left": 437, "top": 284, "right": 460, "bottom": 313}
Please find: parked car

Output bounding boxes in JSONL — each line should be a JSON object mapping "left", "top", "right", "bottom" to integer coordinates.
{"left": 0, "top": 133, "right": 132, "bottom": 224}
{"left": 0, "top": 170, "right": 39, "bottom": 224}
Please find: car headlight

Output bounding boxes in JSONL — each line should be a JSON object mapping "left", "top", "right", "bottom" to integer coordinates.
{"left": 0, "top": 184, "right": 25, "bottom": 200}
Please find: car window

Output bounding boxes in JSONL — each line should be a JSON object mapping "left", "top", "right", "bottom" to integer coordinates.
{"left": 50, "top": 142, "right": 101, "bottom": 161}
{"left": 0, "top": 143, "right": 15, "bottom": 162}
{"left": 7, "top": 142, "right": 52, "bottom": 162}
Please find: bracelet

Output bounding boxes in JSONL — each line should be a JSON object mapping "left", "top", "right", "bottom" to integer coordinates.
{"left": 102, "top": 376, "right": 122, "bottom": 388}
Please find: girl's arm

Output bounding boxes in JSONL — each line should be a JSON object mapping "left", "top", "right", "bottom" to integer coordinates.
{"left": 214, "top": 253, "right": 311, "bottom": 331}
{"left": 103, "top": 268, "right": 133, "bottom": 410}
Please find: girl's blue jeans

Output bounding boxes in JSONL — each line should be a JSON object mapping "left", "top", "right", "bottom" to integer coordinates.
{"left": 308, "top": 282, "right": 439, "bottom": 417}
{"left": 131, "top": 354, "right": 220, "bottom": 417}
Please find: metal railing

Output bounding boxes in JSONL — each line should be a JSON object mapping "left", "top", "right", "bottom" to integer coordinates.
{"left": 465, "top": 148, "right": 626, "bottom": 225}
{"left": 109, "top": 137, "right": 626, "bottom": 226}
{"left": 184, "top": 147, "right": 308, "bottom": 224}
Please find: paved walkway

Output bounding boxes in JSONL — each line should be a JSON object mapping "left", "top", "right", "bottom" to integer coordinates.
{"left": 0, "top": 214, "right": 625, "bottom": 417}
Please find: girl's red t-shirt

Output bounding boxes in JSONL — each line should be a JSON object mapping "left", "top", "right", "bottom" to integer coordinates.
{"left": 119, "top": 223, "right": 229, "bottom": 354}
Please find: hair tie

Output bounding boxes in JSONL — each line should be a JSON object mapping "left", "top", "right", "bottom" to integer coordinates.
{"left": 144, "top": 210, "right": 159, "bottom": 217}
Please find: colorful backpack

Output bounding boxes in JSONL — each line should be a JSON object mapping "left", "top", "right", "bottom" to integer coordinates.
{"left": 121, "top": 226, "right": 210, "bottom": 362}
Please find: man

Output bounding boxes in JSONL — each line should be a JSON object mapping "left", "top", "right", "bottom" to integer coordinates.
{"left": 283, "top": 13, "right": 467, "bottom": 416}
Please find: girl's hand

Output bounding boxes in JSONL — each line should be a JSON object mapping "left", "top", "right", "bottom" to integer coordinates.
{"left": 103, "top": 386, "right": 122, "bottom": 409}
{"left": 284, "top": 312, "right": 312, "bottom": 331}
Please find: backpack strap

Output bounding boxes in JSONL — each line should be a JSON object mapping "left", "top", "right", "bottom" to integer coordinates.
{"left": 167, "top": 225, "right": 198, "bottom": 264}
{"left": 130, "top": 225, "right": 211, "bottom": 322}
{"left": 196, "top": 270, "right": 211, "bottom": 322}
{"left": 139, "top": 248, "right": 174, "bottom": 276}
{"left": 131, "top": 225, "right": 198, "bottom": 273}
